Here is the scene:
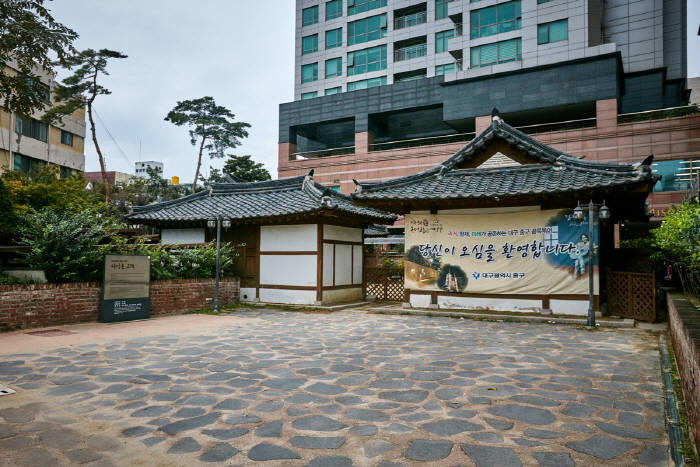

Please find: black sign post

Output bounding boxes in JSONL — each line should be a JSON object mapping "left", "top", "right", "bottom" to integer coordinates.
{"left": 101, "top": 254, "right": 151, "bottom": 323}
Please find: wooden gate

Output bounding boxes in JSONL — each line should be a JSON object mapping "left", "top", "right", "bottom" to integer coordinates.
{"left": 365, "top": 267, "right": 404, "bottom": 301}
{"left": 607, "top": 269, "right": 657, "bottom": 322}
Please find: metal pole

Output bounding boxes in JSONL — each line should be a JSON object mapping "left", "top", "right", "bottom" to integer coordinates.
{"left": 587, "top": 201, "right": 596, "bottom": 328}
{"left": 214, "top": 216, "right": 221, "bottom": 313}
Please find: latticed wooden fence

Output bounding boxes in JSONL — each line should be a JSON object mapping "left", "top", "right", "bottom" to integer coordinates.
{"left": 607, "top": 269, "right": 657, "bottom": 322}
{"left": 365, "top": 267, "right": 404, "bottom": 301}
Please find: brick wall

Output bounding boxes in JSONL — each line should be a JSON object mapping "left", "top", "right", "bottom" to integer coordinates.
{"left": 0, "top": 277, "right": 240, "bottom": 332}
{"left": 667, "top": 292, "right": 700, "bottom": 453}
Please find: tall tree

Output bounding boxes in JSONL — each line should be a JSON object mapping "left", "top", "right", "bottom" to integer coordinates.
{"left": 222, "top": 155, "right": 271, "bottom": 182}
{"left": 165, "top": 97, "right": 250, "bottom": 194}
{"left": 0, "top": 0, "right": 78, "bottom": 117}
{"left": 41, "top": 48, "right": 128, "bottom": 207}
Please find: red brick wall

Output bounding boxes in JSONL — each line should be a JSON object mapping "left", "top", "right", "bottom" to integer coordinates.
{"left": 0, "top": 278, "right": 240, "bottom": 332}
{"left": 667, "top": 292, "right": 700, "bottom": 453}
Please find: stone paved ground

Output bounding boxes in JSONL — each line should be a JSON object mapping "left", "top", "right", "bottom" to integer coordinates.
{"left": 0, "top": 309, "right": 670, "bottom": 467}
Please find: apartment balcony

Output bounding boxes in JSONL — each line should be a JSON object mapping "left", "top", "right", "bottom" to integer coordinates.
{"left": 394, "top": 11, "right": 427, "bottom": 30}
{"left": 454, "top": 23, "right": 463, "bottom": 37}
{"left": 395, "top": 43, "right": 428, "bottom": 62}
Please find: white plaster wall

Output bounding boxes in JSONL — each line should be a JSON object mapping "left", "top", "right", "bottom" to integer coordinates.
{"left": 260, "top": 224, "right": 317, "bottom": 251}
{"left": 436, "top": 295, "right": 543, "bottom": 313}
{"left": 334, "top": 244, "right": 353, "bottom": 286}
{"left": 353, "top": 245, "right": 363, "bottom": 285}
{"left": 550, "top": 299, "right": 589, "bottom": 316}
{"left": 324, "top": 225, "right": 363, "bottom": 242}
{"left": 240, "top": 287, "right": 257, "bottom": 302}
{"left": 410, "top": 294, "right": 432, "bottom": 308}
{"left": 323, "top": 287, "right": 364, "bottom": 303}
{"left": 323, "top": 243, "right": 335, "bottom": 286}
{"left": 260, "top": 288, "right": 317, "bottom": 305}
{"left": 260, "top": 255, "right": 317, "bottom": 286}
{"left": 161, "top": 228, "right": 205, "bottom": 245}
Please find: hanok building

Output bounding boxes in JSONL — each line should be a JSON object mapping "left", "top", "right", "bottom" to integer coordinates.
{"left": 124, "top": 173, "right": 395, "bottom": 305}
{"left": 351, "top": 113, "right": 660, "bottom": 315}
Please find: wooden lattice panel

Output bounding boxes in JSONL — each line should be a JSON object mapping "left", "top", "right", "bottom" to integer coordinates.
{"left": 365, "top": 268, "right": 404, "bottom": 301}
{"left": 607, "top": 270, "right": 656, "bottom": 323}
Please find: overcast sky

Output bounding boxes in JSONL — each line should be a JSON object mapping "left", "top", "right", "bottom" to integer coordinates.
{"left": 48, "top": 1, "right": 699, "bottom": 182}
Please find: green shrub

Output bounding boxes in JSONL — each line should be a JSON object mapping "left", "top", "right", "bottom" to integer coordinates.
{"left": 19, "top": 209, "right": 116, "bottom": 283}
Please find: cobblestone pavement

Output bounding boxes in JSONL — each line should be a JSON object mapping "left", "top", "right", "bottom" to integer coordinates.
{"left": 0, "top": 309, "right": 670, "bottom": 467}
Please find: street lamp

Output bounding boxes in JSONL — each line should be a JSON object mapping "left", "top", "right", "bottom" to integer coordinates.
{"left": 572, "top": 200, "right": 611, "bottom": 328}
{"left": 207, "top": 216, "right": 232, "bottom": 312}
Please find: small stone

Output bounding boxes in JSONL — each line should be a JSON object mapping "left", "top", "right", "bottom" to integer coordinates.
{"left": 461, "top": 444, "right": 523, "bottom": 467}
{"left": 66, "top": 449, "right": 104, "bottom": 464}
{"left": 470, "top": 432, "right": 504, "bottom": 443}
{"left": 345, "top": 409, "right": 390, "bottom": 422}
{"left": 484, "top": 418, "right": 513, "bottom": 431}
{"left": 141, "top": 436, "right": 166, "bottom": 446}
{"left": 253, "top": 401, "right": 284, "bottom": 413}
{"left": 533, "top": 452, "right": 575, "bottom": 467}
{"left": 618, "top": 412, "right": 644, "bottom": 427}
{"left": 513, "top": 438, "right": 545, "bottom": 447}
{"left": 524, "top": 428, "right": 566, "bottom": 439}
{"left": 468, "top": 397, "right": 491, "bottom": 404}
{"left": 292, "top": 415, "right": 349, "bottom": 432}
{"left": 248, "top": 443, "right": 301, "bottom": 461}
{"left": 379, "top": 390, "right": 429, "bottom": 403}
{"left": 213, "top": 399, "right": 250, "bottom": 411}
{"left": 423, "top": 419, "right": 484, "bottom": 436}
{"left": 255, "top": 420, "right": 283, "bottom": 437}
{"left": 436, "top": 388, "right": 463, "bottom": 400}
{"left": 566, "top": 435, "right": 637, "bottom": 459}
{"left": 167, "top": 436, "right": 201, "bottom": 454}
{"left": 291, "top": 436, "right": 346, "bottom": 449}
{"left": 350, "top": 425, "right": 377, "bottom": 436}
{"left": 487, "top": 405, "right": 556, "bottom": 425}
{"left": 405, "top": 440, "right": 453, "bottom": 461}
{"left": 363, "top": 440, "right": 395, "bottom": 458}
{"left": 122, "top": 426, "right": 151, "bottom": 437}
{"left": 384, "top": 423, "right": 414, "bottom": 433}
{"left": 224, "top": 413, "right": 262, "bottom": 425}
{"left": 595, "top": 422, "right": 657, "bottom": 439}
{"left": 561, "top": 403, "right": 596, "bottom": 418}
{"left": 159, "top": 413, "right": 220, "bottom": 435}
{"left": 199, "top": 443, "right": 240, "bottom": 462}
{"left": 638, "top": 443, "right": 669, "bottom": 467}
{"left": 560, "top": 422, "right": 594, "bottom": 433}
{"left": 306, "top": 383, "right": 347, "bottom": 395}
{"left": 304, "top": 456, "right": 353, "bottom": 467}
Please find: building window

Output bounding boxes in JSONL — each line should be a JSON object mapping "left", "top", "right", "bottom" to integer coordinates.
{"left": 436, "top": 62, "right": 461, "bottom": 75}
{"left": 302, "top": 6, "right": 319, "bottom": 26}
{"left": 326, "top": 87, "right": 343, "bottom": 95}
{"left": 326, "top": 57, "right": 343, "bottom": 78}
{"left": 471, "top": 38, "right": 522, "bottom": 67}
{"left": 436, "top": 30, "right": 454, "bottom": 53}
{"left": 326, "top": 28, "right": 343, "bottom": 49}
{"left": 347, "top": 76, "right": 387, "bottom": 91}
{"left": 13, "top": 153, "right": 47, "bottom": 173}
{"left": 60, "top": 130, "right": 73, "bottom": 146}
{"left": 327, "top": 0, "right": 343, "bottom": 19}
{"left": 302, "top": 63, "right": 319, "bottom": 82}
{"left": 348, "top": 14, "right": 387, "bottom": 46}
{"left": 60, "top": 166, "right": 72, "bottom": 179}
{"left": 537, "top": 0, "right": 552, "bottom": 3}
{"left": 538, "top": 19, "right": 568, "bottom": 44}
{"left": 470, "top": 1, "right": 522, "bottom": 39}
{"left": 330, "top": 186, "right": 341, "bottom": 192}
{"left": 15, "top": 116, "right": 47, "bottom": 142}
{"left": 303, "top": 34, "right": 319, "bottom": 55}
{"left": 436, "top": 0, "right": 454, "bottom": 20}
{"left": 302, "top": 92, "right": 318, "bottom": 100}
{"left": 652, "top": 159, "right": 700, "bottom": 192}
{"left": 348, "top": 0, "right": 387, "bottom": 16}
{"left": 347, "top": 45, "right": 387, "bottom": 76}
{"left": 395, "top": 69, "right": 427, "bottom": 83}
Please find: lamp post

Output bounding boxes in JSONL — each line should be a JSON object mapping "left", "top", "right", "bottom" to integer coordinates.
{"left": 207, "top": 216, "right": 232, "bottom": 312}
{"left": 572, "top": 201, "right": 610, "bottom": 328}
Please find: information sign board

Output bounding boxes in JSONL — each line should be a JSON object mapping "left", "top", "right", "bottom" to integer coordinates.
{"left": 101, "top": 254, "right": 151, "bottom": 323}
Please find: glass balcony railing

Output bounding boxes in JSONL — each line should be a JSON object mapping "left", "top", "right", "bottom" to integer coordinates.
{"left": 395, "top": 43, "right": 428, "bottom": 61}
{"left": 395, "top": 11, "right": 427, "bottom": 29}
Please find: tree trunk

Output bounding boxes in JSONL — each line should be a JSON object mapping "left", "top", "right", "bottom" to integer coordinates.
{"left": 193, "top": 136, "right": 206, "bottom": 194}
{"left": 87, "top": 103, "right": 110, "bottom": 208}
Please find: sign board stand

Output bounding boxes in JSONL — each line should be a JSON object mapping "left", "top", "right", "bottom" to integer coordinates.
{"left": 101, "top": 254, "right": 151, "bottom": 323}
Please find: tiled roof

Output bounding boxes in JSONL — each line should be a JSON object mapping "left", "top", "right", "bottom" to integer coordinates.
{"left": 125, "top": 172, "right": 396, "bottom": 224}
{"left": 352, "top": 117, "right": 660, "bottom": 200}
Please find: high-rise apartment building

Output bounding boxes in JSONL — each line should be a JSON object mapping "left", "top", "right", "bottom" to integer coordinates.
{"left": 279, "top": 0, "right": 698, "bottom": 221}
{"left": 0, "top": 62, "right": 86, "bottom": 177}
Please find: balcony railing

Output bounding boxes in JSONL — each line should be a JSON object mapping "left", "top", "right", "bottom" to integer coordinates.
{"left": 371, "top": 132, "right": 476, "bottom": 151}
{"left": 395, "top": 43, "right": 427, "bottom": 62}
{"left": 290, "top": 146, "right": 355, "bottom": 160}
{"left": 618, "top": 105, "right": 700, "bottom": 124}
{"left": 395, "top": 11, "right": 427, "bottom": 29}
{"left": 454, "top": 23, "right": 463, "bottom": 37}
{"left": 514, "top": 118, "right": 597, "bottom": 135}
